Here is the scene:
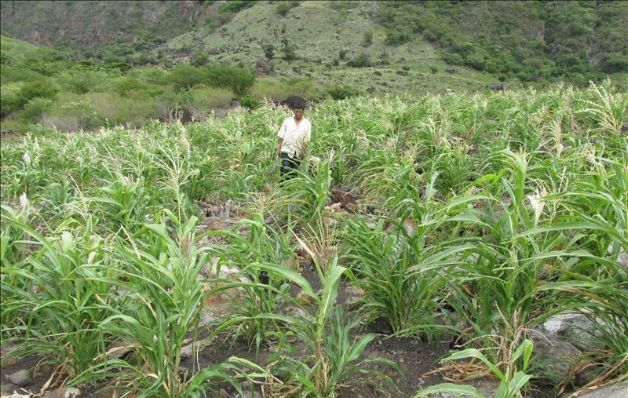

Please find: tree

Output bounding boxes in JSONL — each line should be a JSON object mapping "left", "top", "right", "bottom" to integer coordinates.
{"left": 205, "top": 65, "right": 255, "bottom": 96}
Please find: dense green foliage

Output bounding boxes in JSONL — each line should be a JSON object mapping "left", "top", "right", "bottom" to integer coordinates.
{"left": 375, "top": 1, "right": 628, "bottom": 83}
{"left": 2, "top": 1, "right": 625, "bottom": 88}
{"left": 0, "top": 1, "right": 194, "bottom": 57}
{"left": 1, "top": 84, "right": 626, "bottom": 396}
{"left": 0, "top": 35, "right": 263, "bottom": 132}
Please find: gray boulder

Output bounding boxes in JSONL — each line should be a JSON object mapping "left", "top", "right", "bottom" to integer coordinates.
{"left": 577, "top": 382, "right": 628, "bottom": 398}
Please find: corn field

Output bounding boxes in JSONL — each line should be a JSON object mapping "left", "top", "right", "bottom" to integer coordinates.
{"left": 1, "top": 82, "right": 626, "bottom": 397}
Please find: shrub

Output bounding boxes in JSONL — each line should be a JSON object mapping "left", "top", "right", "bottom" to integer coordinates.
{"left": 2, "top": 81, "right": 59, "bottom": 117}
{"left": 189, "top": 86, "right": 233, "bottom": 109}
{"left": 42, "top": 100, "right": 104, "bottom": 131}
{"left": 191, "top": 52, "right": 209, "bottom": 67}
{"left": 276, "top": 2, "right": 291, "bottom": 16}
{"left": 114, "top": 77, "right": 150, "bottom": 98}
{"left": 239, "top": 95, "right": 259, "bottom": 109}
{"left": 19, "top": 81, "right": 58, "bottom": 103}
{"left": 363, "top": 31, "right": 374, "bottom": 47}
{"left": 56, "top": 71, "right": 96, "bottom": 94}
{"left": 600, "top": 53, "right": 628, "bottom": 74}
{"left": 0, "top": 90, "right": 20, "bottom": 118}
{"left": 262, "top": 44, "right": 275, "bottom": 60}
{"left": 465, "top": 52, "right": 487, "bottom": 71}
{"left": 385, "top": 30, "right": 411, "bottom": 45}
{"left": 219, "top": 0, "right": 254, "bottom": 14}
{"left": 25, "top": 59, "right": 65, "bottom": 76}
{"left": 169, "top": 64, "right": 205, "bottom": 91}
{"left": 84, "top": 92, "right": 160, "bottom": 127}
{"left": 205, "top": 65, "right": 255, "bottom": 96}
{"left": 127, "top": 67, "right": 168, "bottom": 85}
{"left": 326, "top": 85, "right": 361, "bottom": 100}
{"left": 19, "top": 97, "right": 54, "bottom": 123}
{"left": 281, "top": 38, "right": 297, "bottom": 61}
{"left": 347, "top": 53, "right": 371, "bottom": 68}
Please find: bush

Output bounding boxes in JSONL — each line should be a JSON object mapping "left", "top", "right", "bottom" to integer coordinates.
{"left": 276, "top": 2, "right": 291, "bottom": 16}
{"left": 114, "top": 78, "right": 150, "bottom": 98}
{"left": 219, "top": 0, "right": 254, "bottom": 14}
{"left": 262, "top": 44, "right": 275, "bottom": 60}
{"left": 205, "top": 65, "right": 255, "bottom": 96}
{"left": 191, "top": 52, "right": 209, "bottom": 67}
{"left": 3, "top": 81, "right": 59, "bottom": 117}
{"left": 281, "top": 38, "right": 297, "bottom": 61}
{"left": 600, "top": 53, "right": 628, "bottom": 74}
{"left": 326, "top": 85, "right": 361, "bottom": 100}
{"left": 127, "top": 67, "right": 168, "bottom": 85}
{"left": 19, "top": 81, "right": 58, "bottom": 103}
{"left": 19, "top": 97, "right": 54, "bottom": 123}
{"left": 1, "top": 88, "right": 21, "bottom": 118}
{"left": 42, "top": 100, "right": 104, "bottom": 132}
{"left": 363, "top": 31, "right": 374, "bottom": 47}
{"left": 385, "top": 30, "right": 411, "bottom": 45}
{"left": 56, "top": 71, "right": 99, "bottom": 94}
{"left": 239, "top": 95, "right": 259, "bottom": 109}
{"left": 169, "top": 64, "right": 205, "bottom": 91}
{"left": 465, "top": 52, "right": 487, "bottom": 71}
{"left": 189, "top": 86, "right": 233, "bottom": 109}
{"left": 347, "top": 53, "right": 371, "bottom": 68}
{"left": 25, "top": 59, "right": 65, "bottom": 76}
{"left": 87, "top": 93, "right": 160, "bottom": 127}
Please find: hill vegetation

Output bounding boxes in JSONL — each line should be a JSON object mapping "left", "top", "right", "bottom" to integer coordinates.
{"left": 375, "top": 1, "right": 628, "bottom": 84}
{"left": 0, "top": 1, "right": 626, "bottom": 134}
{"left": 2, "top": 1, "right": 626, "bottom": 84}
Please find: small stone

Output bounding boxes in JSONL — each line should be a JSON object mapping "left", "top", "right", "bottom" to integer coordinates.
{"left": 577, "top": 383, "right": 628, "bottom": 398}
{"left": 219, "top": 388, "right": 229, "bottom": 398}
{"left": 7, "top": 369, "right": 31, "bottom": 387}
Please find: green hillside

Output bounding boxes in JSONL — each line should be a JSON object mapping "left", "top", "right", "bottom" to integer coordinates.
{"left": 1, "top": 1, "right": 626, "bottom": 135}
{"left": 373, "top": 1, "right": 628, "bottom": 83}
{"left": 161, "top": 1, "right": 493, "bottom": 94}
{"left": 2, "top": 1, "right": 626, "bottom": 87}
{"left": 0, "top": 1, "right": 200, "bottom": 51}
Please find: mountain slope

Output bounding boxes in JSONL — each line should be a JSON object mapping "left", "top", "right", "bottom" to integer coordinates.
{"left": 1, "top": 0, "right": 626, "bottom": 95}
{"left": 0, "top": 1, "right": 203, "bottom": 51}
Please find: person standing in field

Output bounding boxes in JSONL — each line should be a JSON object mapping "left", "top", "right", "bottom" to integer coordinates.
{"left": 274, "top": 97, "right": 311, "bottom": 179}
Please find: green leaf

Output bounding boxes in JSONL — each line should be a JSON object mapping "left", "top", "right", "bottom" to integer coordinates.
{"left": 511, "top": 339, "right": 533, "bottom": 370}
{"left": 250, "top": 262, "right": 315, "bottom": 298}
{"left": 507, "top": 371, "right": 533, "bottom": 396}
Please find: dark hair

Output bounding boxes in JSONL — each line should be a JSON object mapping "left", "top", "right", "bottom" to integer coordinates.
{"left": 286, "top": 95, "right": 307, "bottom": 110}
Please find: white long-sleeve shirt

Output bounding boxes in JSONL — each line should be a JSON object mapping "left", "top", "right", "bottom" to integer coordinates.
{"left": 277, "top": 116, "right": 311, "bottom": 158}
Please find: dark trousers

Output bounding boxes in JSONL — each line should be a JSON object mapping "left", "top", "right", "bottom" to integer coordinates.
{"left": 279, "top": 152, "right": 301, "bottom": 179}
